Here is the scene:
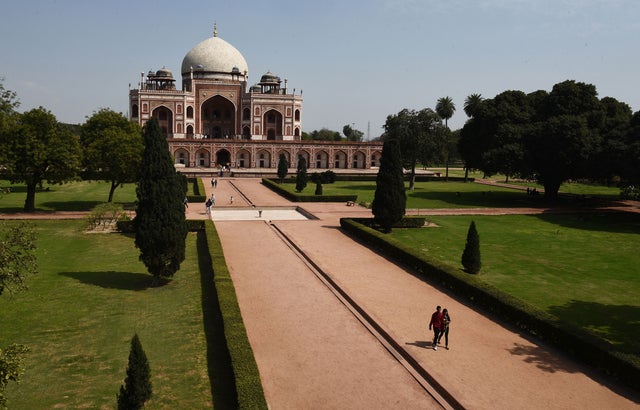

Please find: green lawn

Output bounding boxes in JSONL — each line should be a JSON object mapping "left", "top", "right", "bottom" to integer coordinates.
{"left": 389, "top": 213, "right": 640, "bottom": 355}
{"left": 0, "top": 180, "right": 137, "bottom": 212}
{"left": 0, "top": 221, "right": 213, "bottom": 409}
{"left": 293, "top": 180, "right": 608, "bottom": 209}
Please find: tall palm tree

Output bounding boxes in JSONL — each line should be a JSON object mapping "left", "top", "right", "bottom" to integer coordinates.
{"left": 435, "top": 96, "right": 456, "bottom": 128}
{"left": 462, "top": 93, "right": 483, "bottom": 182}
{"left": 435, "top": 96, "right": 456, "bottom": 179}
{"left": 463, "top": 93, "right": 483, "bottom": 118}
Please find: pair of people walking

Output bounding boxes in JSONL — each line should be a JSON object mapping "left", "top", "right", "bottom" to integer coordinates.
{"left": 428, "top": 305, "right": 451, "bottom": 350}
{"left": 205, "top": 194, "right": 216, "bottom": 215}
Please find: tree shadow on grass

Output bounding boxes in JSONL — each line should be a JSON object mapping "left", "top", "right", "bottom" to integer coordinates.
{"left": 40, "top": 200, "right": 104, "bottom": 212}
{"left": 59, "top": 271, "right": 152, "bottom": 291}
{"left": 408, "top": 189, "right": 541, "bottom": 208}
{"left": 536, "top": 211, "right": 640, "bottom": 234}
{"left": 196, "top": 230, "right": 237, "bottom": 409}
{"left": 547, "top": 300, "right": 640, "bottom": 355}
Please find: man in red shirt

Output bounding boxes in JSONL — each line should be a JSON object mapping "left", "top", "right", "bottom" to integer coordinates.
{"left": 428, "top": 305, "right": 443, "bottom": 350}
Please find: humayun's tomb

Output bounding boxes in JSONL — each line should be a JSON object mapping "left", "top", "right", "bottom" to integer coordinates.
{"left": 129, "top": 25, "right": 382, "bottom": 171}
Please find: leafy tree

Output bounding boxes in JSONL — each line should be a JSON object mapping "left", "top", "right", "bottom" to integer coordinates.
{"left": 372, "top": 137, "right": 406, "bottom": 233}
{"left": 81, "top": 109, "right": 144, "bottom": 202}
{"left": 385, "top": 108, "right": 442, "bottom": 190}
{"left": 435, "top": 96, "right": 456, "bottom": 179}
{"left": 481, "top": 91, "right": 532, "bottom": 182}
{"left": 461, "top": 220, "right": 481, "bottom": 274}
{"left": 276, "top": 153, "right": 289, "bottom": 182}
{"left": 308, "top": 128, "right": 342, "bottom": 141}
{"left": 0, "top": 344, "right": 29, "bottom": 409}
{"left": 0, "top": 78, "right": 19, "bottom": 132}
{"left": 343, "top": 124, "right": 364, "bottom": 141}
{"left": 591, "top": 97, "right": 632, "bottom": 184}
{"left": 525, "top": 80, "right": 603, "bottom": 199}
{"left": 117, "top": 334, "right": 152, "bottom": 410}
{"left": 621, "top": 111, "right": 640, "bottom": 185}
{"left": 0, "top": 219, "right": 36, "bottom": 409}
{"left": 295, "top": 156, "right": 308, "bottom": 192}
{"left": 0, "top": 222, "right": 37, "bottom": 296}
{"left": 134, "top": 118, "right": 187, "bottom": 285}
{"left": 315, "top": 180, "right": 323, "bottom": 195}
{"left": 1, "top": 108, "right": 82, "bottom": 212}
{"left": 463, "top": 93, "right": 483, "bottom": 118}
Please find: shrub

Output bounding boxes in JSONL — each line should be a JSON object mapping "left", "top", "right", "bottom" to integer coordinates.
{"left": 315, "top": 181, "right": 323, "bottom": 195}
{"left": 620, "top": 185, "right": 640, "bottom": 200}
{"left": 117, "top": 334, "right": 152, "bottom": 410}
{"left": 86, "top": 203, "right": 126, "bottom": 231}
{"left": 461, "top": 220, "right": 481, "bottom": 274}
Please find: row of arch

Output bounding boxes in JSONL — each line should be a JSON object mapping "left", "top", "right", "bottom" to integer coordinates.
{"left": 173, "top": 148, "right": 382, "bottom": 169}
{"left": 132, "top": 95, "right": 301, "bottom": 139}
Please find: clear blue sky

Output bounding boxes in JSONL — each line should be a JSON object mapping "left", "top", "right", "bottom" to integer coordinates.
{"left": 2, "top": 0, "right": 638, "bottom": 139}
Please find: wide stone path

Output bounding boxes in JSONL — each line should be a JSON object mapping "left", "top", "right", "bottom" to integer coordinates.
{"left": 195, "top": 177, "right": 640, "bottom": 409}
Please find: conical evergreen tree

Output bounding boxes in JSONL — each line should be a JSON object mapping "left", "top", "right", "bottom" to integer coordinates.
{"left": 295, "top": 156, "right": 308, "bottom": 192}
{"left": 277, "top": 153, "right": 289, "bottom": 183}
{"left": 461, "top": 220, "right": 481, "bottom": 274}
{"left": 117, "top": 333, "right": 152, "bottom": 410}
{"left": 134, "top": 118, "right": 187, "bottom": 285}
{"left": 372, "top": 137, "right": 406, "bottom": 233}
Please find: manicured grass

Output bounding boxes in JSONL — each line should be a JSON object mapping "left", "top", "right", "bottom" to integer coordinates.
{"left": 0, "top": 221, "right": 212, "bottom": 408}
{"left": 292, "top": 180, "right": 585, "bottom": 209}
{"left": 0, "top": 180, "right": 137, "bottom": 212}
{"left": 389, "top": 213, "right": 640, "bottom": 355}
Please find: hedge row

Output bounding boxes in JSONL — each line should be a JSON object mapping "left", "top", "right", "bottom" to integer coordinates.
{"left": 185, "top": 177, "right": 207, "bottom": 203}
{"left": 261, "top": 178, "right": 357, "bottom": 202}
{"left": 116, "top": 219, "right": 205, "bottom": 233}
{"left": 203, "top": 220, "right": 268, "bottom": 409}
{"left": 340, "top": 218, "right": 640, "bottom": 391}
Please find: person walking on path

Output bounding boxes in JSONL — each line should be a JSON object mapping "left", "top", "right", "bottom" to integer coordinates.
{"left": 205, "top": 197, "right": 212, "bottom": 215}
{"left": 211, "top": 194, "right": 216, "bottom": 207}
{"left": 438, "top": 308, "right": 451, "bottom": 349}
{"left": 183, "top": 197, "right": 189, "bottom": 209}
{"left": 429, "top": 306, "right": 443, "bottom": 350}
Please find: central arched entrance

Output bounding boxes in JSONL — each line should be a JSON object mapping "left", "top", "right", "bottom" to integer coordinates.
{"left": 152, "top": 106, "right": 173, "bottom": 137}
{"left": 263, "top": 109, "right": 283, "bottom": 140}
{"left": 201, "top": 96, "right": 236, "bottom": 138}
{"left": 216, "top": 149, "right": 231, "bottom": 168}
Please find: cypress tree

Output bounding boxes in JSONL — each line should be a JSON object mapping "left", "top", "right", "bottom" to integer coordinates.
{"left": 134, "top": 118, "right": 187, "bottom": 285}
{"left": 462, "top": 220, "right": 481, "bottom": 274}
{"left": 372, "top": 138, "right": 406, "bottom": 233}
{"left": 117, "top": 333, "right": 152, "bottom": 410}
{"left": 277, "top": 153, "right": 288, "bottom": 183}
{"left": 295, "top": 156, "right": 308, "bottom": 192}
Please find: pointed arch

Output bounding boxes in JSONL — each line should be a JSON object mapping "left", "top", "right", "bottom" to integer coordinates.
{"left": 151, "top": 106, "right": 173, "bottom": 137}
{"left": 201, "top": 95, "right": 236, "bottom": 138}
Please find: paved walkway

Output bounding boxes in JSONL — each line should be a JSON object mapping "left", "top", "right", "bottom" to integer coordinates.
{"left": 195, "top": 178, "right": 639, "bottom": 409}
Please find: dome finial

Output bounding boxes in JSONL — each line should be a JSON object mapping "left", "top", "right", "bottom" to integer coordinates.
{"left": 213, "top": 21, "right": 217, "bottom": 37}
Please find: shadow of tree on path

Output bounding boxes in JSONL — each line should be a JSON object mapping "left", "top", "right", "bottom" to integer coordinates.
{"left": 507, "top": 342, "right": 581, "bottom": 373}
{"left": 59, "top": 271, "right": 152, "bottom": 291}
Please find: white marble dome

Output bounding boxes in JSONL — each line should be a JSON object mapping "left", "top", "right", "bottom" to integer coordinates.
{"left": 181, "top": 35, "right": 248, "bottom": 79}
